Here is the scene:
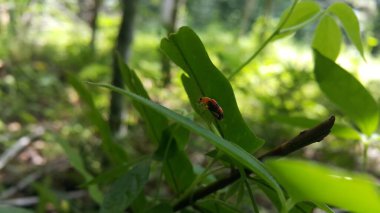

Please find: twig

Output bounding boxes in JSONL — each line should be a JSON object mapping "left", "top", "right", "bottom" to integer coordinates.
{"left": 0, "top": 158, "right": 69, "bottom": 199}
{"left": 0, "top": 127, "right": 45, "bottom": 170}
{"left": 173, "top": 116, "right": 335, "bottom": 211}
{"left": 0, "top": 190, "right": 87, "bottom": 207}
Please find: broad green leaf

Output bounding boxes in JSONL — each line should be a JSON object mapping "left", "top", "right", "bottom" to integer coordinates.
{"left": 57, "top": 139, "right": 102, "bottom": 203}
{"left": 100, "top": 160, "right": 150, "bottom": 213}
{"left": 68, "top": 75, "right": 127, "bottom": 163}
{"left": 117, "top": 54, "right": 168, "bottom": 144}
{"left": 0, "top": 206, "right": 33, "bottom": 213}
{"left": 82, "top": 163, "right": 130, "bottom": 187}
{"left": 272, "top": 114, "right": 361, "bottom": 140}
{"left": 328, "top": 2, "right": 365, "bottom": 59}
{"left": 90, "top": 82, "right": 286, "bottom": 208}
{"left": 160, "top": 26, "right": 264, "bottom": 152}
{"left": 314, "top": 50, "right": 378, "bottom": 136}
{"left": 197, "top": 199, "right": 241, "bottom": 213}
{"left": 265, "top": 158, "right": 380, "bottom": 213}
{"left": 278, "top": 1, "right": 321, "bottom": 35}
{"left": 163, "top": 147, "right": 196, "bottom": 193}
{"left": 312, "top": 14, "right": 342, "bottom": 61}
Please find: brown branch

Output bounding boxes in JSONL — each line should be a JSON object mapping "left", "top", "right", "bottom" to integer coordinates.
{"left": 173, "top": 116, "right": 335, "bottom": 211}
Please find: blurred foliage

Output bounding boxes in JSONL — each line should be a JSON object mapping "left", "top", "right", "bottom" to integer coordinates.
{"left": 1, "top": 0, "right": 380, "bottom": 212}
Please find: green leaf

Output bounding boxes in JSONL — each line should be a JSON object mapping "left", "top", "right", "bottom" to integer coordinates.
{"left": 328, "top": 2, "right": 365, "bottom": 59}
{"left": 82, "top": 163, "right": 130, "bottom": 187}
{"left": 57, "top": 139, "right": 102, "bottom": 203}
{"left": 100, "top": 160, "right": 150, "bottom": 213}
{"left": 90, "top": 82, "right": 286, "bottom": 208}
{"left": 160, "top": 26, "right": 264, "bottom": 152}
{"left": 265, "top": 158, "right": 380, "bottom": 213}
{"left": 278, "top": 1, "right": 321, "bottom": 35}
{"left": 117, "top": 54, "right": 168, "bottom": 144}
{"left": 0, "top": 205, "right": 33, "bottom": 213}
{"left": 312, "top": 14, "right": 342, "bottom": 61}
{"left": 272, "top": 114, "right": 361, "bottom": 140}
{"left": 197, "top": 199, "right": 241, "bottom": 213}
{"left": 68, "top": 75, "right": 127, "bottom": 163}
{"left": 163, "top": 147, "right": 196, "bottom": 193}
{"left": 314, "top": 50, "right": 378, "bottom": 136}
{"left": 145, "top": 203, "right": 173, "bottom": 213}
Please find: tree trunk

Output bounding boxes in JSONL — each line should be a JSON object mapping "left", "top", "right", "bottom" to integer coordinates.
{"left": 89, "top": 0, "right": 101, "bottom": 51}
{"left": 160, "top": 0, "right": 182, "bottom": 86}
{"left": 109, "top": 0, "right": 138, "bottom": 134}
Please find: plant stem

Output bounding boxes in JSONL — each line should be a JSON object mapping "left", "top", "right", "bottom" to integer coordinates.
{"left": 228, "top": 0, "right": 299, "bottom": 80}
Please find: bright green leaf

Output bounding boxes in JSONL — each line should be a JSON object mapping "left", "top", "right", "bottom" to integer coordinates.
{"left": 100, "top": 160, "right": 150, "bottom": 213}
{"left": 312, "top": 14, "right": 342, "bottom": 60}
{"left": 278, "top": 1, "right": 321, "bottom": 35}
{"left": 90, "top": 82, "right": 286, "bottom": 208}
{"left": 314, "top": 50, "right": 378, "bottom": 136}
{"left": 265, "top": 158, "right": 380, "bottom": 213}
{"left": 272, "top": 114, "right": 361, "bottom": 140}
{"left": 160, "top": 26, "right": 264, "bottom": 152}
{"left": 328, "top": 2, "right": 365, "bottom": 59}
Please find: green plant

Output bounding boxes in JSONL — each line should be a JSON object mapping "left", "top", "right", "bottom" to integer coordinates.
{"left": 63, "top": 0, "right": 380, "bottom": 212}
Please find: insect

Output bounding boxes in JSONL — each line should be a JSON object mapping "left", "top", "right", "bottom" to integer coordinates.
{"left": 198, "top": 97, "right": 224, "bottom": 120}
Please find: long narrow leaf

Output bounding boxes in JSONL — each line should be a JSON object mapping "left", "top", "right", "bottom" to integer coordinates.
{"left": 68, "top": 75, "right": 127, "bottom": 163}
{"left": 117, "top": 54, "right": 168, "bottom": 144}
{"left": 90, "top": 82, "right": 286, "bottom": 208}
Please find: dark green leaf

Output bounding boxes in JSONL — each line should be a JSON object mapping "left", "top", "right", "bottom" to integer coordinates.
{"left": 312, "top": 14, "right": 342, "bottom": 60}
{"left": 265, "top": 158, "right": 380, "bottom": 213}
{"left": 145, "top": 203, "right": 173, "bottom": 213}
{"left": 57, "top": 139, "right": 102, "bottom": 203}
{"left": 68, "top": 75, "right": 127, "bottom": 163}
{"left": 117, "top": 54, "right": 168, "bottom": 144}
{"left": 160, "top": 26, "right": 264, "bottom": 152}
{"left": 82, "top": 163, "right": 130, "bottom": 187}
{"left": 196, "top": 199, "right": 241, "bottom": 213}
{"left": 91, "top": 82, "right": 286, "bottom": 208}
{"left": 163, "top": 148, "right": 195, "bottom": 193}
{"left": 0, "top": 206, "right": 33, "bottom": 213}
{"left": 100, "top": 160, "right": 150, "bottom": 213}
{"left": 314, "top": 50, "right": 378, "bottom": 135}
{"left": 328, "top": 2, "right": 365, "bottom": 59}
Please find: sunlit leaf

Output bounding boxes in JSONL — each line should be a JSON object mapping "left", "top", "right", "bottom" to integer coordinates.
{"left": 100, "top": 160, "right": 150, "bottom": 213}
{"left": 265, "top": 158, "right": 380, "bottom": 213}
{"left": 90, "top": 82, "right": 286, "bottom": 208}
{"left": 312, "top": 14, "right": 342, "bottom": 60}
{"left": 278, "top": 1, "right": 321, "bottom": 36}
{"left": 68, "top": 75, "right": 127, "bottom": 163}
{"left": 328, "top": 2, "right": 365, "bottom": 59}
{"left": 314, "top": 50, "right": 378, "bottom": 136}
{"left": 272, "top": 114, "right": 361, "bottom": 140}
{"left": 160, "top": 26, "right": 264, "bottom": 152}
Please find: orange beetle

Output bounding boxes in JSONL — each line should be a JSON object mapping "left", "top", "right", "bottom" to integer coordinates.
{"left": 199, "top": 97, "right": 224, "bottom": 120}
